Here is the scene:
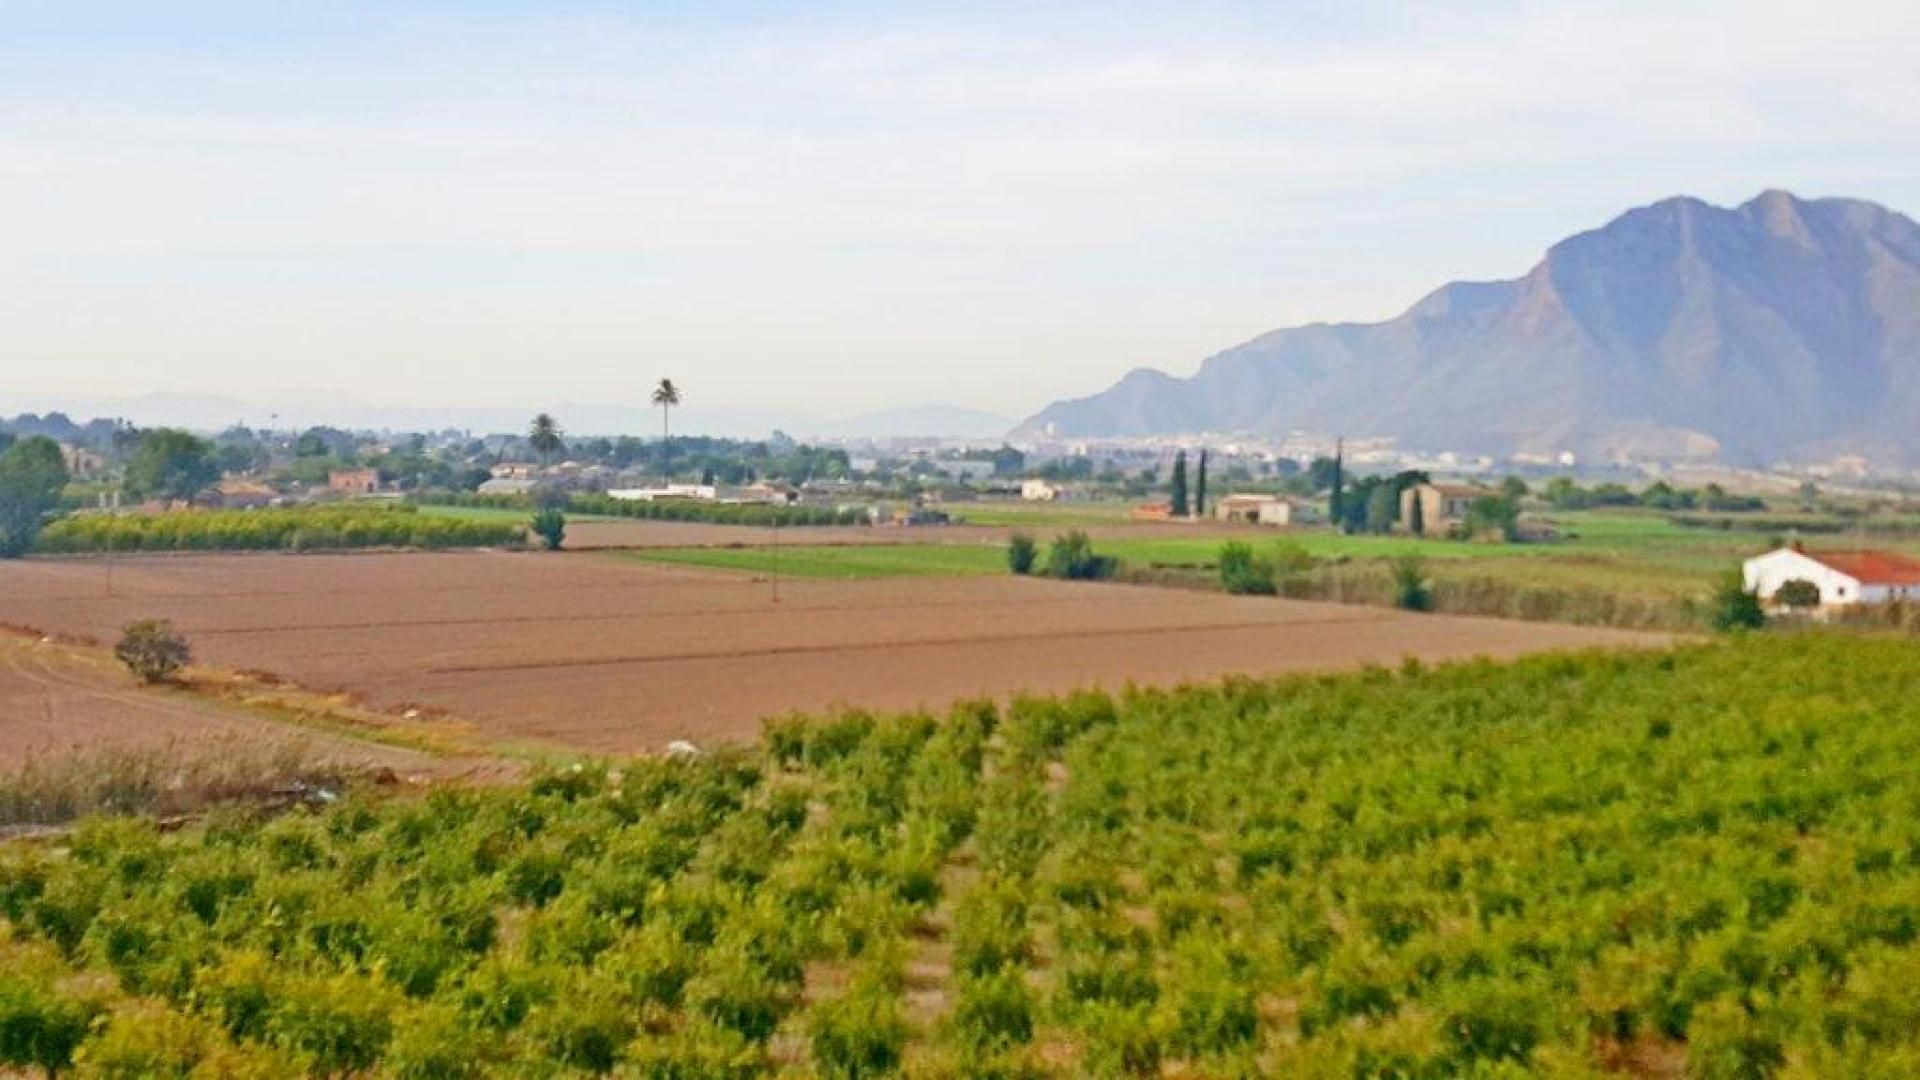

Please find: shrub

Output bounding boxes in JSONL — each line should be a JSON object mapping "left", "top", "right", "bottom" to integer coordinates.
{"left": 810, "top": 984, "right": 908, "bottom": 1079}
{"left": 1217, "top": 542, "right": 1276, "bottom": 595}
{"left": 1708, "top": 571, "right": 1766, "bottom": 631}
{"left": 1044, "top": 530, "right": 1115, "bottom": 581}
{"left": 1390, "top": 555, "right": 1432, "bottom": 612}
{"left": 1006, "top": 532, "right": 1037, "bottom": 575}
{"left": 950, "top": 970, "right": 1034, "bottom": 1051}
{"left": 530, "top": 509, "right": 566, "bottom": 551}
{"left": 1774, "top": 578, "right": 1820, "bottom": 612}
{"left": 114, "top": 620, "right": 191, "bottom": 684}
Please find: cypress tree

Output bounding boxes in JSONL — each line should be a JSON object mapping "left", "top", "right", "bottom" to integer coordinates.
{"left": 1328, "top": 438, "right": 1345, "bottom": 530}
{"left": 1195, "top": 449, "right": 1209, "bottom": 519}
{"left": 1170, "top": 451, "right": 1189, "bottom": 518}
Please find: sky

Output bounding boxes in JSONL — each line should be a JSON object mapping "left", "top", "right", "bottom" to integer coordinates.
{"left": 3, "top": 0, "right": 1918, "bottom": 431}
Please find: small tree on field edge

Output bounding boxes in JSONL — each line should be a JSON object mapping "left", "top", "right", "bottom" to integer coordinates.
{"left": 1708, "top": 571, "right": 1766, "bottom": 632}
{"left": 1391, "top": 555, "right": 1433, "bottom": 612}
{"left": 116, "top": 619, "right": 192, "bottom": 684}
{"left": 531, "top": 509, "right": 567, "bottom": 551}
{"left": 1006, "top": 533, "right": 1037, "bottom": 575}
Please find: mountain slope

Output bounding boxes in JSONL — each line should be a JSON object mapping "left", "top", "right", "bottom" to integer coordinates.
{"left": 1018, "top": 191, "right": 1920, "bottom": 465}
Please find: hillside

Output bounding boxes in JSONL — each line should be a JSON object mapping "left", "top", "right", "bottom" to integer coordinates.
{"left": 1018, "top": 191, "right": 1920, "bottom": 466}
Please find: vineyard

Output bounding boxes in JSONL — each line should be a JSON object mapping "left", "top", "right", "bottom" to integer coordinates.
{"left": 2, "top": 633, "right": 1918, "bottom": 1075}
{"left": 34, "top": 506, "right": 526, "bottom": 554}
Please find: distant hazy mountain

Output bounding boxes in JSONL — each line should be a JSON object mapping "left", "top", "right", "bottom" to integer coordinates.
{"left": 1018, "top": 191, "right": 1920, "bottom": 466}
{"left": 802, "top": 404, "right": 1018, "bottom": 440}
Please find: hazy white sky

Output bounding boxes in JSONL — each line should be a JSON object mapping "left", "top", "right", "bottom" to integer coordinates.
{"left": 3, "top": 0, "right": 1917, "bottom": 425}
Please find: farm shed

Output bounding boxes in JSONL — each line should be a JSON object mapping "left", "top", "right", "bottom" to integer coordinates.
{"left": 1742, "top": 544, "right": 1920, "bottom": 607}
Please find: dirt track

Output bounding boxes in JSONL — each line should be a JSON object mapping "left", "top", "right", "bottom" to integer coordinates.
{"left": 0, "top": 551, "right": 1669, "bottom": 755}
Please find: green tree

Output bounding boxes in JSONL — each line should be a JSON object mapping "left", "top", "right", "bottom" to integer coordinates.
{"left": 528, "top": 414, "right": 565, "bottom": 468}
{"left": 1708, "top": 571, "right": 1766, "bottom": 631}
{"left": 1391, "top": 555, "right": 1433, "bottom": 611}
{"left": 1774, "top": 578, "right": 1821, "bottom": 612}
{"left": 1194, "top": 449, "right": 1209, "bottom": 519}
{"left": 1328, "top": 438, "right": 1345, "bottom": 530}
{"left": 0, "top": 436, "right": 70, "bottom": 557}
{"left": 124, "top": 428, "right": 218, "bottom": 503}
{"left": 1364, "top": 484, "right": 1397, "bottom": 534}
{"left": 1006, "top": 533, "right": 1037, "bottom": 575}
{"left": 1464, "top": 494, "right": 1519, "bottom": 541}
{"left": 116, "top": 619, "right": 192, "bottom": 683}
{"left": 1217, "top": 542, "right": 1276, "bottom": 595}
{"left": 531, "top": 509, "right": 567, "bottom": 551}
{"left": 1408, "top": 485, "right": 1426, "bottom": 536}
{"left": 1169, "top": 451, "right": 1189, "bottom": 518}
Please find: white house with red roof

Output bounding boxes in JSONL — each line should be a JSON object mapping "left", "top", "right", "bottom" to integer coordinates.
{"left": 1743, "top": 544, "right": 1920, "bottom": 607}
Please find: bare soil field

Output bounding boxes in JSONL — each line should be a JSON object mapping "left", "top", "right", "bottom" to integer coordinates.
{"left": 0, "top": 632, "right": 449, "bottom": 774}
{"left": 562, "top": 518, "right": 1269, "bottom": 550}
{"left": 0, "top": 551, "right": 1667, "bottom": 754}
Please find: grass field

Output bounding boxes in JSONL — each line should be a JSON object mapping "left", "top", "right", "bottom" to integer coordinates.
{"left": 2, "top": 633, "right": 1916, "bottom": 1075}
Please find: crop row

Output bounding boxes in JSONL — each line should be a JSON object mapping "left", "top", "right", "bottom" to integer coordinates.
{"left": 2, "top": 634, "right": 1918, "bottom": 1075}
{"left": 34, "top": 507, "right": 526, "bottom": 554}
{"left": 423, "top": 491, "right": 866, "bottom": 528}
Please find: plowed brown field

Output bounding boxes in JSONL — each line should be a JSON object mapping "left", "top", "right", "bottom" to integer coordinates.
{"left": 0, "top": 552, "right": 1668, "bottom": 754}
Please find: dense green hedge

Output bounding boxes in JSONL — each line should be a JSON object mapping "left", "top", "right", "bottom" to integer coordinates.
{"left": 421, "top": 490, "right": 866, "bottom": 528}
{"left": 35, "top": 506, "right": 525, "bottom": 553}
{"left": 2, "top": 635, "right": 1920, "bottom": 1073}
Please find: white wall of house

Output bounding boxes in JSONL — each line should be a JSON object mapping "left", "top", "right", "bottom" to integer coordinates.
{"left": 1742, "top": 549, "right": 1864, "bottom": 605}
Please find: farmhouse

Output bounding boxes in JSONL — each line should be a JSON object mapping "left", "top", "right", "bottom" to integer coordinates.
{"left": 1400, "top": 483, "right": 1490, "bottom": 535}
{"left": 1021, "top": 479, "right": 1059, "bottom": 502}
{"left": 327, "top": 468, "right": 381, "bottom": 495}
{"left": 1743, "top": 544, "right": 1920, "bottom": 607}
{"left": 607, "top": 484, "right": 718, "bottom": 503}
{"left": 1214, "top": 494, "right": 1318, "bottom": 527}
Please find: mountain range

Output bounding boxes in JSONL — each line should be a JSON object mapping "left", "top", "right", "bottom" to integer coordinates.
{"left": 1016, "top": 191, "right": 1920, "bottom": 467}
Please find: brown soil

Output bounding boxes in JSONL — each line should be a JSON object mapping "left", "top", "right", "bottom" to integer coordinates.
{"left": 0, "top": 632, "right": 458, "bottom": 776}
{"left": 0, "top": 551, "right": 1669, "bottom": 755}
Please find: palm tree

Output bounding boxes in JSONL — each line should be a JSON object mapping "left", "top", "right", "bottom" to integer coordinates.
{"left": 528, "top": 413, "right": 564, "bottom": 469}
{"left": 651, "top": 379, "right": 681, "bottom": 477}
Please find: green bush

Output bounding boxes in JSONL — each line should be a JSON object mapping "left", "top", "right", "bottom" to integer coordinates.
{"left": 530, "top": 509, "right": 566, "bottom": 551}
{"left": 1217, "top": 542, "right": 1276, "bottom": 595}
{"left": 809, "top": 983, "right": 908, "bottom": 1079}
{"left": 114, "top": 619, "right": 191, "bottom": 684}
{"left": 1006, "top": 532, "right": 1037, "bottom": 575}
{"left": 1043, "top": 530, "right": 1115, "bottom": 581}
{"left": 1708, "top": 571, "right": 1766, "bottom": 631}
{"left": 1390, "top": 555, "right": 1433, "bottom": 612}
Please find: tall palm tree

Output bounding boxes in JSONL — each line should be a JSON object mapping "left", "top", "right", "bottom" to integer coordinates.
{"left": 651, "top": 379, "right": 681, "bottom": 477}
{"left": 528, "top": 413, "right": 564, "bottom": 469}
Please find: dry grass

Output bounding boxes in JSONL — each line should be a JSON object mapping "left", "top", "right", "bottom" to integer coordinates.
{"left": 0, "top": 737, "right": 369, "bottom": 832}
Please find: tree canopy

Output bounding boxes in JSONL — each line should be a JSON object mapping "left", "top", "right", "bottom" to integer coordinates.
{"left": 123, "top": 428, "right": 219, "bottom": 503}
{"left": 0, "top": 436, "right": 70, "bottom": 557}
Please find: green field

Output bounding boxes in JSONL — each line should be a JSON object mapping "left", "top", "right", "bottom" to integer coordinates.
{"left": 948, "top": 501, "right": 1139, "bottom": 528}
{"left": 4, "top": 634, "right": 1919, "bottom": 1075}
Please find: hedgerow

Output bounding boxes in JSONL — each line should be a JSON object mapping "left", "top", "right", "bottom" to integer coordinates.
{"left": 35, "top": 506, "right": 524, "bottom": 553}
{"left": 0, "top": 635, "right": 1916, "bottom": 1073}
{"left": 421, "top": 491, "right": 865, "bottom": 528}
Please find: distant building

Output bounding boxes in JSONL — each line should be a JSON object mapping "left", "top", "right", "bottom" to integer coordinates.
{"left": 939, "top": 460, "right": 997, "bottom": 483}
{"left": 490, "top": 462, "right": 538, "bottom": 480}
{"left": 328, "top": 468, "right": 381, "bottom": 495}
{"left": 1743, "top": 544, "right": 1920, "bottom": 607}
{"left": 1399, "top": 483, "right": 1491, "bottom": 535}
{"left": 212, "top": 479, "right": 277, "bottom": 510}
{"left": 607, "top": 484, "right": 718, "bottom": 502}
{"left": 477, "top": 476, "right": 538, "bottom": 497}
{"left": 59, "top": 444, "right": 106, "bottom": 480}
{"left": 1021, "top": 480, "right": 1059, "bottom": 502}
{"left": 1215, "top": 494, "right": 1318, "bottom": 527}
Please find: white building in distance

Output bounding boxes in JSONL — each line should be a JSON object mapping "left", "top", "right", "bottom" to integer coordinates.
{"left": 1742, "top": 544, "right": 1920, "bottom": 606}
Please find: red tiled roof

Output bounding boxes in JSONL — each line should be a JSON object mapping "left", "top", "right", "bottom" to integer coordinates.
{"left": 1804, "top": 550, "right": 1920, "bottom": 586}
